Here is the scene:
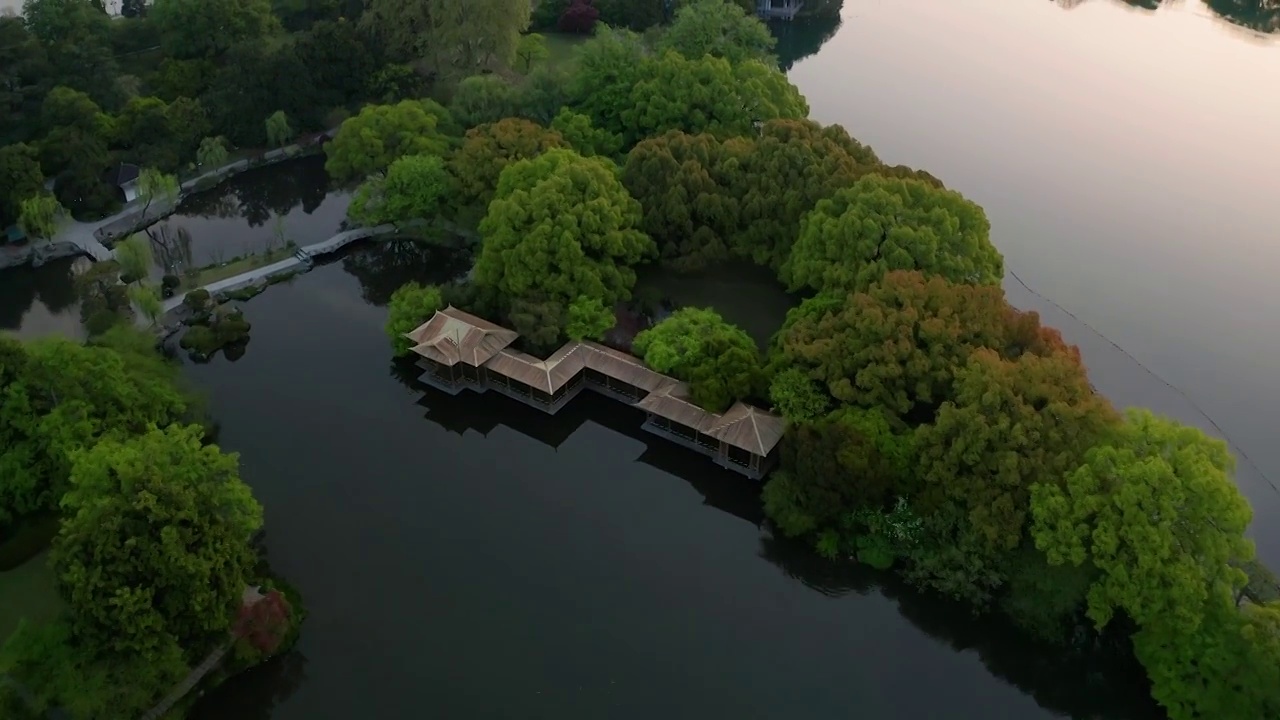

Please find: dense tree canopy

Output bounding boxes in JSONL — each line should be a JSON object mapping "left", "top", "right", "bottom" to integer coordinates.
{"left": 152, "top": 0, "right": 281, "bottom": 59}
{"left": 549, "top": 108, "right": 624, "bottom": 159}
{"left": 622, "top": 119, "right": 892, "bottom": 270}
{"left": 1032, "top": 409, "right": 1253, "bottom": 635}
{"left": 450, "top": 117, "right": 566, "bottom": 207}
{"left": 324, "top": 100, "right": 456, "bottom": 184}
{"left": 0, "top": 334, "right": 189, "bottom": 528}
{"left": 0, "top": 143, "right": 46, "bottom": 227}
{"left": 771, "top": 271, "right": 1064, "bottom": 425}
{"left": 385, "top": 282, "right": 445, "bottom": 355}
{"left": 349, "top": 153, "right": 454, "bottom": 226}
{"left": 474, "top": 148, "right": 655, "bottom": 312}
{"left": 633, "top": 307, "right": 762, "bottom": 412}
{"left": 53, "top": 424, "right": 263, "bottom": 660}
{"left": 621, "top": 51, "right": 808, "bottom": 144}
{"left": 361, "top": 0, "right": 532, "bottom": 76}
{"left": 783, "top": 174, "right": 1003, "bottom": 295}
{"left": 657, "top": 0, "right": 777, "bottom": 64}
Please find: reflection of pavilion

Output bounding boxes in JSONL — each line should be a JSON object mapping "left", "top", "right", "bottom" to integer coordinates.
{"left": 405, "top": 307, "right": 786, "bottom": 480}
{"left": 405, "top": 368, "right": 765, "bottom": 528}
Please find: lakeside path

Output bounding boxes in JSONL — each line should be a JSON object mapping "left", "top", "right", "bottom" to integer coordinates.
{"left": 46, "top": 130, "right": 341, "bottom": 266}
{"left": 157, "top": 224, "right": 397, "bottom": 314}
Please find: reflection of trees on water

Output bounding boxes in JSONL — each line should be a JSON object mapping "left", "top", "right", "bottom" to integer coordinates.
{"left": 339, "top": 238, "right": 474, "bottom": 306}
{"left": 188, "top": 648, "right": 310, "bottom": 720}
{"left": 178, "top": 156, "right": 332, "bottom": 228}
{"left": 0, "top": 259, "right": 80, "bottom": 330}
{"left": 773, "top": 1, "right": 843, "bottom": 70}
{"left": 1053, "top": 0, "right": 1280, "bottom": 32}
{"left": 145, "top": 225, "right": 195, "bottom": 277}
{"left": 390, "top": 346, "right": 1162, "bottom": 719}
{"left": 758, "top": 533, "right": 1164, "bottom": 720}
{"left": 1204, "top": 0, "right": 1280, "bottom": 32}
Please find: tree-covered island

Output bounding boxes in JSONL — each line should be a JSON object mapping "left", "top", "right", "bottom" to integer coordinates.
{"left": 2, "top": 0, "right": 1278, "bottom": 717}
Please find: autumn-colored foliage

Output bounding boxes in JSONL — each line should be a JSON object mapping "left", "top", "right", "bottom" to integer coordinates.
{"left": 559, "top": 0, "right": 599, "bottom": 33}
{"left": 233, "top": 589, "right": 294, "bottom": 656}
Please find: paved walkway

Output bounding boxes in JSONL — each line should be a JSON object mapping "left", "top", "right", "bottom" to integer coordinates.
{"left": 159, "top": 224, "right": 397, "bottom": 313}
{"left": 49, "top": 131, "right": 339, "bottom": 265}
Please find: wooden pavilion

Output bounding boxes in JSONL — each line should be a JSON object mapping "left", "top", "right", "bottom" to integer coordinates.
{"left": 405, "top": 307, "right": 786, "bottom": 479}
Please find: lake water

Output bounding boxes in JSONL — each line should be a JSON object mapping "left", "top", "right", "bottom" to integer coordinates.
{"left": 787, "top": 0, "right": 1280, "bottom": 564}
{"left": 2, "top": 2, "right": 1278, "bottom": 717}
{"left": 140, "top": 156, "right": 348, "bottom": 279}
{"left": 182, "top": 259, "right": 1158, "bottom": 720}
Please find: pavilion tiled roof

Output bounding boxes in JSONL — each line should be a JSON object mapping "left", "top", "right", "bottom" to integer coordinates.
{"left": 407, "top": 309, "right": 786, "bottom": 456}
{"left": 406, "top": 306, "right": 519, "bottom": 367}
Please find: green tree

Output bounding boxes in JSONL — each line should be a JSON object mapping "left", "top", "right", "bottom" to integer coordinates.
{"left": 349, "top": 153, "right": 454, "bottom": 226}
{"left": 263, "top": 110, "right": 292, "bottom": 149}
{"left": 151, "top": 0, "right": 281, "bottom": 59}
{"left": 127, "top": 285, "right": 163, "bottom": 327}
{"left": 761, "top": 406, "right": 913, "bottom": 543}
{"left": 767, "top": 367, "right": 829, "bottom": 423}
{"left": 38, "top": 89, "right": 113, "bottom": 215}
{"left": 1031, "top": 408, "right": 1254, "bottom": 636}
{"left": 113, "top": 96, "right": 185, "bottom": 171}
{"left": 567, "top": 26, "right": 649, "bottom": 139}
{"left": 448, "top": 74, "right": 521, "bottom": 129}
{"left": 657, "top": 0, "right": 777, "bottom": 65}
{"left": 621, "top": 52, "right": 808, "bottom": 145}
{"left": 114, "top": 234, "right": 154, "bottom": 283}
{"left": 0, "top": 335, "right": 188, "bottom": 525}
{"left": 323, "top": 99, "right": 455, "bottom": 184}
{"left": 1133, "top": 596, "right": 1280, "bottom": 720}
{"left": 386, "top": 282, "right": 444, "bottom": 355}
{"left": 449, "top": 117, "right": 566, "bottom": 208}
{"left": 53, "top": 424, "right": 263, "bottom": 660}
{"left": 622, "top": 120, "right": 887, "bottom": 271}
{"left": 361, "top": 0, "right": 532, "bottom": 76}
{"left": 16, "top": 194, "right": 64, "bottom": 242}
{"left": 565, "top": 296, "right": 613, "bottom": 341}
{"left": 726, "top": 119, "right": 885, "bottom": 269}
{"left": 515, "top": 32, "right": 549, "bottom": 71}
{"left": 197, "top": 136, "right": 229, "bottom": 169}
{"left": 474, "top": 148, "right": 655, "bottom": 311}
{"left": 21, "top": 0, "right": 110, "bottom": 46}
{"left": 771, "top": 272, "right": 1065, "bottom": 425}
{"left": 632, "top": 307, "right": 762, "bottom": 412}
{"left": 907, "top": 347, "right": 1119, "bottom": 603}
{"left": 0, "top": 143, "right": 45, "bottom": 229}
{"left": 783, "top": 174, "right": 1003, "bottom": 295}
{"left": 549, "top": 108, "right": 623, "bottom": 159}
{"left": 137, "top": 167, "right": 180, "bottom": 218}
{"left": 621, "top": 130, "right": 737, "bottom": 270}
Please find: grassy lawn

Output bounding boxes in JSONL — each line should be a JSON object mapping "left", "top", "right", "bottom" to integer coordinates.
{"left": 182, "top": 246, "right": 296, "bottom": 292}
{"left": 542, "top": 32, "right": 588, "bottom": 72}
{"left": 0, "top": 551, "right": 63, "bottom": 645}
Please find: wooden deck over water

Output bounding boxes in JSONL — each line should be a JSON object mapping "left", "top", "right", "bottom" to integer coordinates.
{"left": 407, "top": 307, "right": 785, "bottom": 479}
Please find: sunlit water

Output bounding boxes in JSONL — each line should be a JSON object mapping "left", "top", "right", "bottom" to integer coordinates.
{"left": 787, "top": 0, "right": 1280, "bottom": 562}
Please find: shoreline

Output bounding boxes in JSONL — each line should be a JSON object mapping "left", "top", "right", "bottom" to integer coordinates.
{"left": 0, "top": 133, "right": 335, "bottom": 273}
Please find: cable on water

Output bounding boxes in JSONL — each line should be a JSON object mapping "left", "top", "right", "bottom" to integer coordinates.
{"left": 1006, "top": 267, "right": 1280, "bottom": 501}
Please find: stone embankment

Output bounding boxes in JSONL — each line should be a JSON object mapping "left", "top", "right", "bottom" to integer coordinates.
{"left": 158, "top": 224, "right": 397, "bottom": 315}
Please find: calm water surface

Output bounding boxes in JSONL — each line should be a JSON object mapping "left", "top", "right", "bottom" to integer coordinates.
{"left": 184, "top": 260, "right": 1157, "bottom": 720}
{"left": 2, "top": 2, "right": 1278, "bottom": 717}
{"left": 788, "top": 0, "right": 1280, "bottom": 563}
{"left": 140, "top": 156, "right": 348, "bottom": 278}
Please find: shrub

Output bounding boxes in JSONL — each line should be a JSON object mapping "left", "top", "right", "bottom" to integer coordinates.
{"left": 183, "top": 288, "right": 211, "bottom": 314}
{"left": 559, "top": 0, "right": 600, "bottom": 33}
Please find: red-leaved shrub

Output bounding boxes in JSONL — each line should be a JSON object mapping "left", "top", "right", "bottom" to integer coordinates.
{"left": 232, "top": 589, "right": 293, "bottom": 655}
{"left": 559, "top": 0, "right": 599, "bottom": 33}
